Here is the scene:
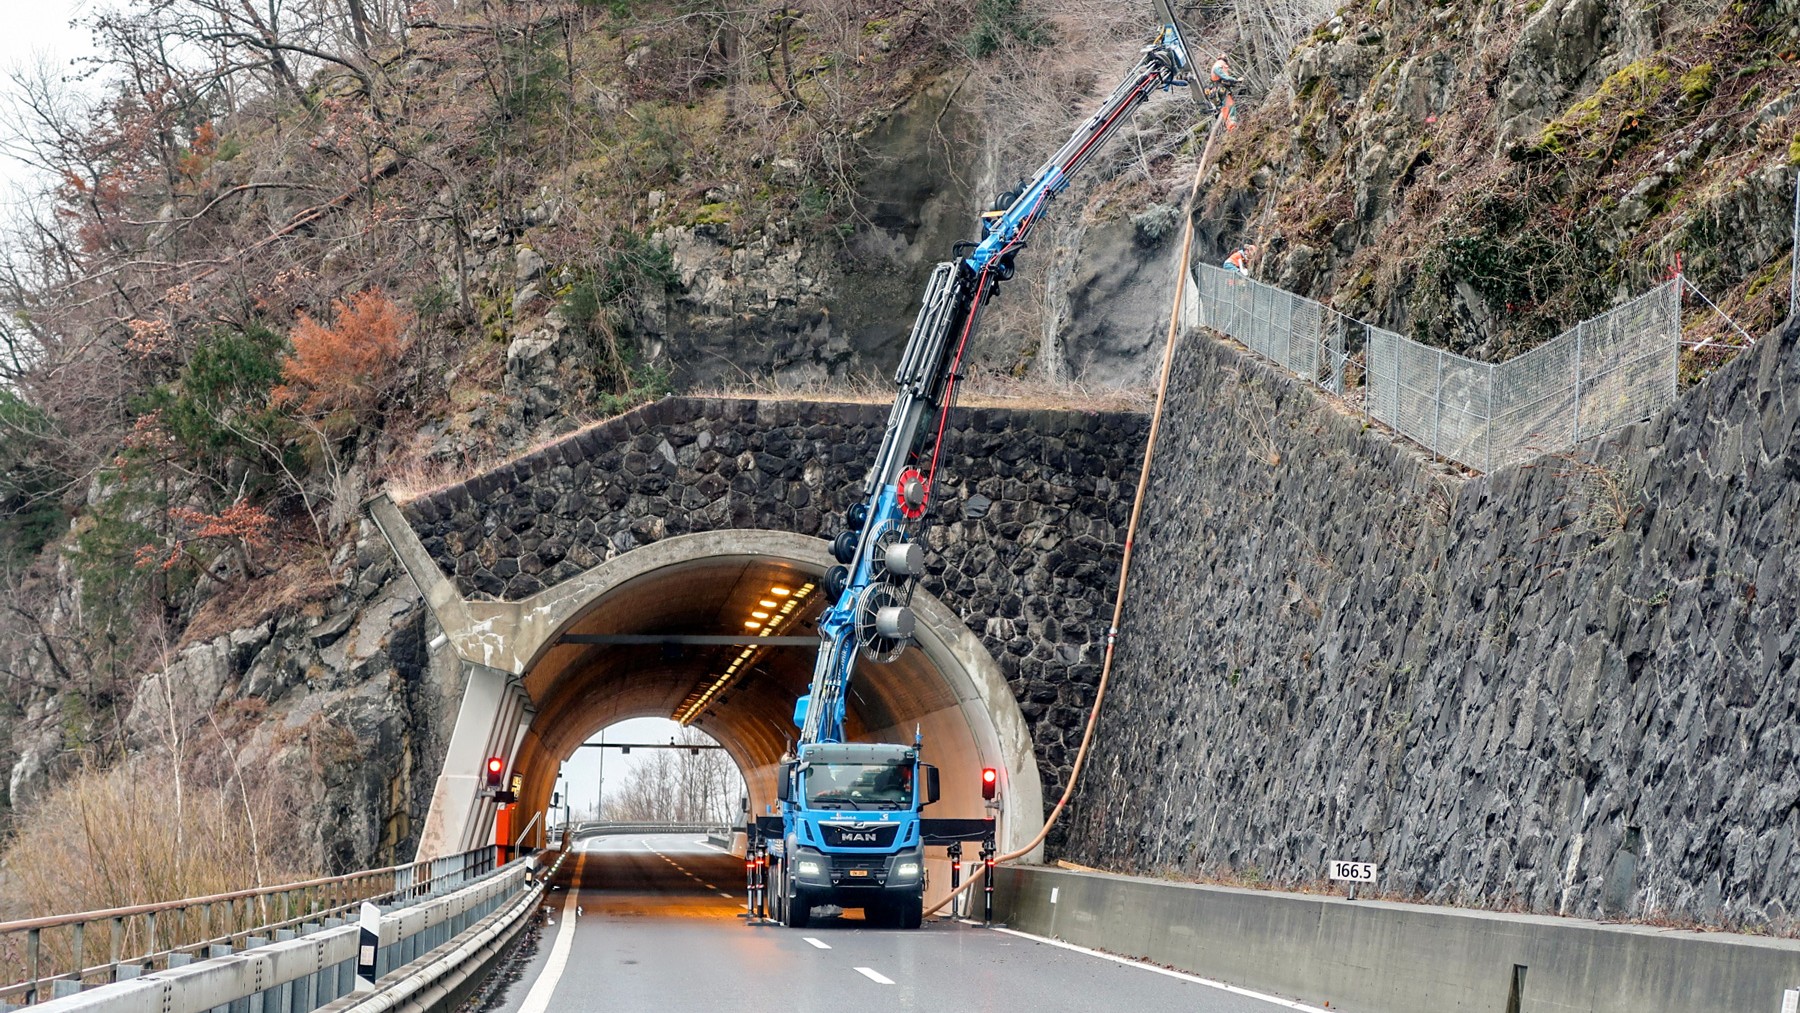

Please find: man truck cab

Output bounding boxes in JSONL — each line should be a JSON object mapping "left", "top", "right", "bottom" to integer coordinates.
{"left": 772, "top": 742, "right": 940, "bottom": 929}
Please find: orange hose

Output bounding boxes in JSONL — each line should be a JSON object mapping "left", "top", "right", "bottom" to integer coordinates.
{"left": 925, "top": 102, "right": 1230, "bottom": 917}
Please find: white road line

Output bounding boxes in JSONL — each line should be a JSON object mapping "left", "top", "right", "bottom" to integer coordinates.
{"left": 854, "top": 967, "right": 894, "bottom": 985}
{"left": 702, "top": 883, "right": 716, "bottom": 890}
{"left": 803, "top": 937, "right": 831, "bottom": 950}
{"left": 988, "top": 927, "right": 1318, "bottom": 1011}
{"left": 719, "top": 892, "right": 734, "bottom": 898}
{"left": 517, "top": 849, "right": 589, "bottom": 1013}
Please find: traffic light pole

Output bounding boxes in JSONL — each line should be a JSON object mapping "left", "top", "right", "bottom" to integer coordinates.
{"left": 981, "top": 836, "right": 996, "bottom": 925}
{"left": 947, "top": 842, "right": 963, "bottom": 919}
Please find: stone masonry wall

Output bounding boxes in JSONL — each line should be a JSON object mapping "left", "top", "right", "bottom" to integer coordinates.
{"left": 1063, "top": 316, "right": 1800, "bottom": 929}
{"left": 401, "top": 397, "right": 1147, "bottom": 811}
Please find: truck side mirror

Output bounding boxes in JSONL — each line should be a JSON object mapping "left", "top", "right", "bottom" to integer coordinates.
{"left": 923, "top": 764, "right": 940, "bottom": 806}
{"left": 776, "top": 762, "right": 794, "bottom": 803}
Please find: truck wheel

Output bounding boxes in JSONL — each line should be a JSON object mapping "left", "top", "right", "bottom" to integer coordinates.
{"left": 898, "top": 892, "right": 923, "bottom": 929}
{"left": 783, "top": 880, "right": 812, "bottom": 929}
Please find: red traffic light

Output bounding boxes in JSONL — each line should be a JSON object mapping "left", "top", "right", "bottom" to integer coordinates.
{"left": 981, "top": 767, "right": 998, "bottom": 800}
{"left": 485, "top": 756, "right": 505, "bottom": 788}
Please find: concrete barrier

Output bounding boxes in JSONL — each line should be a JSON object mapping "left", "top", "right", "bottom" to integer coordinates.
{"left": 992, "top": 865, "right": 1800, "bottom": 1013}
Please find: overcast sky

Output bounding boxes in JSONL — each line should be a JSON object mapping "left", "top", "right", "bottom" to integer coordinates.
{"left": 556, "top": 717, "right": 739, "bottom": 821}
{"left": 0, "top": 1, "right": 94, "bottom": 213}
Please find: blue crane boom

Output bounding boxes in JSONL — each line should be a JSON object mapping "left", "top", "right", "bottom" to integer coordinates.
{"left": 795, "top": 5, "right": 1196, "bottom": 746}
{"left": 767, "top": 1, "right": 1197, "bottom": 930}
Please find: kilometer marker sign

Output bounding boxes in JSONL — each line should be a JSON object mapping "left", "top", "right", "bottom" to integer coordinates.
{"left": 1328, "top": 861, "right": 1377, "bottom": 884}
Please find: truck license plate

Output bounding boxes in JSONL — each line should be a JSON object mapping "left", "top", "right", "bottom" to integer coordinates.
{"left": 848, "top": 869, "right": 869, "bottom": 877}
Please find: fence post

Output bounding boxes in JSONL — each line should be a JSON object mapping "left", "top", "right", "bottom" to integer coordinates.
{"left": 1486, "top": 364, "right": 1495, "bottom": 473}
{"left": 1573, "top": 322, "right": 1584, "bottom": 443}
{"left": 1670, "top": 279, "right": 1682, "bottom": 402}
{"left": 1433, "top": 349, "right": 1445, "bottom": 460}
{"left": 1789, "top": 169, "right": 1797, "bottom": 321}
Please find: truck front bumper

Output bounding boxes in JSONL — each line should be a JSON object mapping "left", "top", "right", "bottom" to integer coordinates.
{"left": 790, "top": 846, "right": 924, "bottom": 892}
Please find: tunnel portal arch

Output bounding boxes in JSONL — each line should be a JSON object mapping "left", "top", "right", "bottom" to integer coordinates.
{"left": 401, "top": 527, "right": 1043, "bottom": 860}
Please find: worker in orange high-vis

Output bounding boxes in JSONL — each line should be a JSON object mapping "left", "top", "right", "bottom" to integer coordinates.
{"left": 1205, "top": 53, "right": 1242, "bottom": 108}
{"left": 1210, "top": 54, "right": 1240, "bottom": 87}
{"left": 1223, "top": 243, "right": 1257, "bottom": 276}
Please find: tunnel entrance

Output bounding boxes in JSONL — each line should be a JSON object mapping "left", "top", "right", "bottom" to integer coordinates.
{"left": 559, "top": 719, "right": 746, "bottom": 825}
{"left": 416, "top": 529, "right": 1042, "bottom": 860}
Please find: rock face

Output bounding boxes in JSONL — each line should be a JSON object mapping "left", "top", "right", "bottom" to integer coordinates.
{"left": 1062, "top": 313, "right": 1800, "bottom": 929}
{"left": 106, "top": 524, "right": 451, "bottom": 873}
{"left": 402, "top": 396, "right": 1148, "bottom": 811}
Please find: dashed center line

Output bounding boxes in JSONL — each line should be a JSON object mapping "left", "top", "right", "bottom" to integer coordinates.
{"left": 803, "top": 937, "right": 831, "bottom": 950}
{"left": 855, "top": 967, "right": 895, "bottom": 985}
{"left": 718, "top": 891, "right": 733, "bottom": 898}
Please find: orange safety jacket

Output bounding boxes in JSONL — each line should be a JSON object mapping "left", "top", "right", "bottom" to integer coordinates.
{"left": 1210, "top": 59, "right": 1233, "bottom": 83}
{"left": 1225, "top": 248, "right": 1250, "bottom": 271}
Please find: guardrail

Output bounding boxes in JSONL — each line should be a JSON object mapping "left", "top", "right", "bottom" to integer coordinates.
{"left": 558, "top": 821, "right": 730, "bottom": 838}
{"left": 0, "top": 847, "right": 500, "bottom": 1007}
{"left": 13, "top": 848, "right": 565, "bottom": 1013}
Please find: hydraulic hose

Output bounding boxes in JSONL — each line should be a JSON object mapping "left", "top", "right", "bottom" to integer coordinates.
{"left": 925, "top": 102, "right": 1232, "bottom": 918}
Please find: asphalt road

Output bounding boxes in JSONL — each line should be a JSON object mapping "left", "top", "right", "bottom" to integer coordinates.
{"left": 480, "top": 834, "right": 1309, "bottom": 1013}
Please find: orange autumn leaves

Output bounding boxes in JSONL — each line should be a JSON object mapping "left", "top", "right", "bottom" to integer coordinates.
{"left": 272, "top": 288, "right": 414, "bottom": 418}
{"left": 132, "top": 288, "right": 412, "bottom": 574}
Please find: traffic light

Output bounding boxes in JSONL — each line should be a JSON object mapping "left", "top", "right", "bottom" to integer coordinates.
{"left": 485, "top": 756, "right": 504, "bottom": 788}
{"left": 981, "top": 767, "right": 998, "bottom": 801}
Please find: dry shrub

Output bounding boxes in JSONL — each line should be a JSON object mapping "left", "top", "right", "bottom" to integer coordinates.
{"left": 273, "top": 289, "right": 415, "bottom": 418}
{"left": 178, "top": 546, "right": 340, "bottom": 646}
{"left": 0, "top": 749, "right": 319, "bottom": 982}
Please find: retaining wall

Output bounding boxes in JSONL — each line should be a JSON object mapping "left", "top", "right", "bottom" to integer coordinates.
{"left": 1061, "top": 315, "right": 1800, "bottom": 927}
{"left": 994, "top": 864, "right": 1800, "bottom": 1013}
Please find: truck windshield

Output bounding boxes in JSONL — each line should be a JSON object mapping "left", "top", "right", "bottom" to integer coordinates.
{"left": 804, "top": 762, "right": 913, "bottom": 809}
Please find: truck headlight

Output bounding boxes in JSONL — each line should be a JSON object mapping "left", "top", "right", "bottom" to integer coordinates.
{"left": 895, "top": 862, "right": 920, "bottom": 879}
{"left": 797, "top": 860, "right": 823, "bottom": 877}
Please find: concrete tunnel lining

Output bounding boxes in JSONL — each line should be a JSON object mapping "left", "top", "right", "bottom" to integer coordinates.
{"left": 438, "top": 529, "right": 1043, "bottom": 858}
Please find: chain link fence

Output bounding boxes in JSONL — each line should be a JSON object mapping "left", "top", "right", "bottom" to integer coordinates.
{"left": 1193, "top": 264, "right": 1683, "bottom": 473}
{"left": 1194, "top": 264, "right": 1344, "bottom": 392}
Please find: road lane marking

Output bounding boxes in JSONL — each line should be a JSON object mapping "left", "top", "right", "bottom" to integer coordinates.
{"left": 854, "top": 967, "right": 894, "bottom": 985}
{"left": 719, "top": 892, "right": 734, "bottom": 898}
{"left": 988, "top": 927, "right": 1318, "bottom": 1011}
{"left": 803, "top": 937, "right": 831, "bottom": 950}
{"left": 517, "top": 849, "right": 589, "bottom": 1013}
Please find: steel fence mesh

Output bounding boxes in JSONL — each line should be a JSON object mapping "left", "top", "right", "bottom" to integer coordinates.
{"left": 1193, "top": 265, "right": 1681, "bottom": 472}
{"left": 1195, "top": 265, "right": 1342, "bottom": 392}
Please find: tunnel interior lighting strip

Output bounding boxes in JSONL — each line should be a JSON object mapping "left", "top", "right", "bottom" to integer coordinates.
{"left": 676, "top": 581, "right": 815, "bottom": 725}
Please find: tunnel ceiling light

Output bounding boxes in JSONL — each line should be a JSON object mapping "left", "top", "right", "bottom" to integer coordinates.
{"left": 677, "top": 580, "right": 820, "bottom": 726}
